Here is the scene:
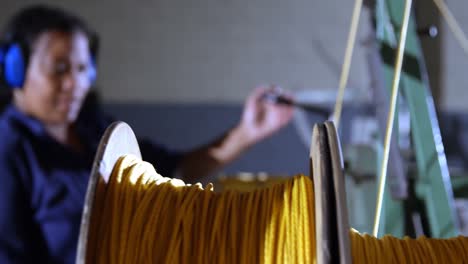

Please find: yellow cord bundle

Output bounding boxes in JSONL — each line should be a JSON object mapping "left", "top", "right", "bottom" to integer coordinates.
{"left": 86, "top": 154, "right": 468, "bottom": 263}
{"left": 86, "top": 154, "right": 315, "bottom": 263}
{"left": 350, "top": 229, "right": 468, "bottom": 263}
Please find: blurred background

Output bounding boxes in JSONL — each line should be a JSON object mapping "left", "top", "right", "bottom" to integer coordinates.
{"left": 3, "top": 0, "right": 466, "bottom": 176}
{"left": 0, "top": 0, "right": 468, "bottom": 174}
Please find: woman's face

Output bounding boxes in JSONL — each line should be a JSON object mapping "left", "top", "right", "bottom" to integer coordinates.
{"left": 15, "top": 30, "right": 93, "bottom": 125}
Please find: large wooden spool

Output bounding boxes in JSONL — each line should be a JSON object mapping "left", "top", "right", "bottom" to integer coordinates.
{"left": 75, "top": 121, "right": 351, "bottom": 263}
{"left": 76, "top": 122, "right": 141, "bottom": 264}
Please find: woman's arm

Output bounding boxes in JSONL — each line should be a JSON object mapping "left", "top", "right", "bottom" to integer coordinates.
{"left": 178, "top": 86, "right": 294, "bottom": 183}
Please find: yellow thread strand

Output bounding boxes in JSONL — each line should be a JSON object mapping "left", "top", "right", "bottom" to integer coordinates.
{"left": 432, "top": 0, "right": 468, "bottom": 57}
{"left": 373, "top": 0, "right": 413, "bottom": 237}
{"left": 333, "top": 0, "right": 363, "bottom": 128}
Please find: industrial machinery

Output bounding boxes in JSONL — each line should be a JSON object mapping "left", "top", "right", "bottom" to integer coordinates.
{"left": 327, "top": 0, "right": 468, "bottom": 238}
{"left": 254, "top": 0, "right": 468, "bottom": 238}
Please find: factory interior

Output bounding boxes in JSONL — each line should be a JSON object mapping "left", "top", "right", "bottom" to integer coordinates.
{"left": 1, "top": 0, "right": 468, "bottom": 263}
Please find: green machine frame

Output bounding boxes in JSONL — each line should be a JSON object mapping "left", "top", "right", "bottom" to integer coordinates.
{"left": 370, "top": 0, "right": 461, "bottom": 238}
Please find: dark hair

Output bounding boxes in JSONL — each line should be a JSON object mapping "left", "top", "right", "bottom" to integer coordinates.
{"left": 1, "top": 4, "right": 98, "bottom": 60}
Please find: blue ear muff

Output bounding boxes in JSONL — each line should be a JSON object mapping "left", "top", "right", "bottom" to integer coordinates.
{"left": 4, "top": 43, "right": 26, "bottom": 89}
{"left": 88, "top": 56, "right": 97, "bottom": 85}
{"left": 0, "top": 48, "right": 4, "bottom": 65}
{"left": 0, "top": 48, "right": 4, "bottom": 81}
{"left": 1, "top": 43, "right": 96, "bottom": 88}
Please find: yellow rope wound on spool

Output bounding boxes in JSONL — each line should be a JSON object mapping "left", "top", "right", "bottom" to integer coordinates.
{"left": 87, "top": 154, "right": 316, "bottom": 263}
{"left": 87, "top": 155, "right": 468, "bottom": 263}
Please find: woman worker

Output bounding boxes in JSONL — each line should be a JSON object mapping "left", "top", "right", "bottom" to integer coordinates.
{"left": 0, "top": 4, "right": 294, "bottom": 263}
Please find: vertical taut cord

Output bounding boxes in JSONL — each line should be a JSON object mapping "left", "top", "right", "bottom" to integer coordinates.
{"left": 332, "top": 0, "right": 363, "bottom": 129}
{"left": 432, "top": 0, "right": 468, "bottom": 57}
{"left": 373, "top": 0, "right": 413, "bottom": 237}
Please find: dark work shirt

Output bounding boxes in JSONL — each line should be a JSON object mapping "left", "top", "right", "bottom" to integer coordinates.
{"left": 0, "top": 104, "right": 182, "bottom": 263}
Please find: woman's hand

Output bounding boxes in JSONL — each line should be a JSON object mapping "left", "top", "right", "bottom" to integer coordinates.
{"left": 179, "top": 85, "right": 294, "bottom": 183}
{"left": 237, "top": 85, "right": 295, "bottom": 147}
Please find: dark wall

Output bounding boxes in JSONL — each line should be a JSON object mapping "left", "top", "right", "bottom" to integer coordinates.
{"left": 2, "top": 98, "right": 467, "bottom": 175}
{"left": 104, "top": 103, "right": 311, "bottom": 176}
{"left": 103, "top": 103, "right": 468, "bottom": 176}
